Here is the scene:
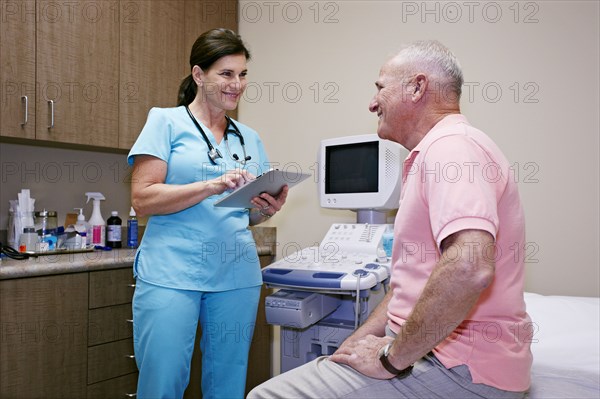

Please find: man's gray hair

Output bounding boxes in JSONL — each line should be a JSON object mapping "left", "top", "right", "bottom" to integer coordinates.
{"left": 397, "top": 40, "right": 463, "bottom": 101}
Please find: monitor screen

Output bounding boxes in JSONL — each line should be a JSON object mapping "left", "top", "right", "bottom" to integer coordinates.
{"left": 318, "top": 134, "right": 407, "bottom": 215}
{"left": 325, "top": 141, "right": 379, "bottom": 194}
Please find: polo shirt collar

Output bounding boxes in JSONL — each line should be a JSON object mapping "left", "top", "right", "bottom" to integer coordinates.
{"left": 401, "top": 113, "right": 468, "bottom": 184}
{"left": 412, "top": 113, "right": 469, "bottom": 154}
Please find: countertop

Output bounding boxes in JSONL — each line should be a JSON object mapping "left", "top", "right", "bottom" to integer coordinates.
{"left": 0, "top": 226, "right": 276, "bottom": 281}
{"left": 0, "top": 245, "right": 274, "bottom": 281}
{"left": 0, "top": 248, "right": 137, "bottom": 280}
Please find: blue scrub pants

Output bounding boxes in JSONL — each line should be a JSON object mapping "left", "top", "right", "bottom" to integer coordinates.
{"left": 132, "top": 279, "right": 261, "bottom": 399}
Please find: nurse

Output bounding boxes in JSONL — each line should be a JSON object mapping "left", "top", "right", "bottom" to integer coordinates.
{"left": 128, "top": 28, "right": 287, "bottom": 399}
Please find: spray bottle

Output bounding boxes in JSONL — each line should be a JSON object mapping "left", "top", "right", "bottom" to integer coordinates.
{"left": 85, "top": 192, "right": 106, "bottom": 246}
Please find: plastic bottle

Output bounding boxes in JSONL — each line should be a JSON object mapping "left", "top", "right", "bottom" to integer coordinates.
{"left": 85, "top": 192, "right": 106, "bottom": 246}
{"left": 74, "top": 208, "right": 90, "bottom": 248}
{"left": 106, "top": 211, "right": 122, "bottom": 248}
{"left": 127, "top": 207, "right": 138, "bottom": 248}
{"left": 382, "top": 226, "right": 394, "bottom": 259}
{"left": 19, "top": 227, "right": 39, "bottom": 252}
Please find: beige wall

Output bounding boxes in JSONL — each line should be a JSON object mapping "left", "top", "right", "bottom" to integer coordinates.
{"left": 238, "top": 1, "right": 599, "bottom": 297}
{"left": 0, "top": 143, "right": 131, "bottom": 231}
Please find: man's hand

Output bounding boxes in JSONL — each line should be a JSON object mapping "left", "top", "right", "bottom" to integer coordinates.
{"left": 329, "top": 334, "right": 396, "bottom": 379}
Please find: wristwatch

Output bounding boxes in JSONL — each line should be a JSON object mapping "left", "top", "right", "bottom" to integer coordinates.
{"left": 378, "top": 343, "right": 413, "bottom": 378}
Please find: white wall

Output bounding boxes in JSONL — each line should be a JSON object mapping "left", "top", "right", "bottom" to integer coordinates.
{"left": 238, "top": 0, "right": 599, "bottom": 297}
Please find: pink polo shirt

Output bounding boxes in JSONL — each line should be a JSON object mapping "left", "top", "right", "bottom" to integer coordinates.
{"left": 387, "top": 114, "right": 532, "bottom": 391}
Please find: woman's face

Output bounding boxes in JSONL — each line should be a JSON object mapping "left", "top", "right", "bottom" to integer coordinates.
{"left": 195, "top": 54, "right": 248, "bottom": 112}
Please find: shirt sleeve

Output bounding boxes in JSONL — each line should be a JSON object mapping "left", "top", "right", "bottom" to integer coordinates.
{"left": 422, "top": 135, "right": 503, "bottom": 249}
{"left": 127, "top": 108, "right": 173, "bottom": 166}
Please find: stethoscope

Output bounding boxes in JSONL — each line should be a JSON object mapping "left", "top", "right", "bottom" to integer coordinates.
{"left": 185, "top": 106, "right": 251, "bottom": 165}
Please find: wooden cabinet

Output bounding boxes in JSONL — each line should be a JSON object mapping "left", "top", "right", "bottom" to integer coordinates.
{"left": 0, "top": 267, "right": 136, "bottom": 398}
{"left": 118, "top": 0, "right": 240, "bottom": 150}
{"left": 118, "top": 0, "right": 186, "bottom": 149}
{"left": 0, "top": 0, "right": 119, "bottom": 147}
{"left": 0, "top": 226, "right": 274, "bottom": 397}
{"left": 87, "top": 268, "right": 137, "bottom": 396}
{"left": 34, "top": 0, "right": 120, "bottom": 147}
{"left": 1, "top": 0, "right": 241, "bottom": 150}
{"left": 0, "top": 0, "right": 36, "bottom": 140}
{"left": 0, "top": 273, "right": 88, "bottom": 398}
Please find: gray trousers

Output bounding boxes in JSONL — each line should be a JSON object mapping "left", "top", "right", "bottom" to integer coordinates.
{"left": 247, "top": 353, "right": 527, "bottom": 399}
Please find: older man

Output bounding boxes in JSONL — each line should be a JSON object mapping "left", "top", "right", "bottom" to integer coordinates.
{"left": 248, "top": 41, "right": 532, "bottom": 399}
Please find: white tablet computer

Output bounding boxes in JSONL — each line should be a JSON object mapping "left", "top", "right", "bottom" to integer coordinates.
{"left": 214, "top": 169, "right": 311, "bottom": 208}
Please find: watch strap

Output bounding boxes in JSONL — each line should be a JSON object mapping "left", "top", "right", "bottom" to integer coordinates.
{"left": 379, "top": 343, "right": 413, "bottom": 378}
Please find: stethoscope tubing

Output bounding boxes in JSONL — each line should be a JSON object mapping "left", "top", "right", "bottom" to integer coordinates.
{"left": 184, "top": 105, "right": 249, "bottom": 165}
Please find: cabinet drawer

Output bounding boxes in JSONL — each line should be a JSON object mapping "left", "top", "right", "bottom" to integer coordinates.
{"left": 88, "top": 338, "right": 137, "bottom": 384}
{"left": 89, "top": 268, "right": 135, "bottom": 309}
{"left": 87, "top": 372, "right": 138, "bottom": 399}
{"left": 89, "top": 303, "right": 133, "bottom": 346}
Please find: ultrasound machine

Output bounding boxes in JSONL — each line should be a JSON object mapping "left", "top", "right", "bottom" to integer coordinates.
{"left": 262, "top": 134, "right": 408, "bottom": 372}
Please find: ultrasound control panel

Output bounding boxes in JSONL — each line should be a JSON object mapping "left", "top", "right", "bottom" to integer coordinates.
{"left": 262, "top": 224, "right": 391, "bottom": 291}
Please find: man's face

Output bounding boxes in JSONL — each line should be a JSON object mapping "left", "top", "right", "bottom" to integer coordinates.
{"left": 368, "top": 58, "right": 414, "bottom": 145}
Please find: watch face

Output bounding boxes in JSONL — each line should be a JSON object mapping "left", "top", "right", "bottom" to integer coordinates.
{"left": 383, "top": 343, "right": 392, "bottom": 357}
{"left": 378, "top": 343, "right": 390, "bottom": 359}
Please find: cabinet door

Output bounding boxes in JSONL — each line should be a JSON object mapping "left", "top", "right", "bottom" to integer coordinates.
{"left": 0, "top": 273, "right": 88, "bottom": 398}
{"left": 118, "top": 0, "right": 185, "bottom": 150}
{"left": 89, "top": 267, "right": 135, "bottom": 309}
{"left": 88, "top": 303, "right": 133, "bottom": 346}
{"left": 88, "top": 338, "right": 137, "bottom": 384}
{"left": 35, "top": 0, "right": 119, "bottom": 147}
{"left": 87, "top": 372, "right": 138, "bottom": 398}
{"left": 0, "top": 0, "right": 36, "bottom": 139}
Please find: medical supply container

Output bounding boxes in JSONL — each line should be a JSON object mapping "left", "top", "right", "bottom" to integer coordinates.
{"left": 86, "top": 192, "right": 106, "bottom": 246}
{"left": 106, "top": 211, "right": 122, "bottom": 248}
{"left": 127, "top": 207, "right": 138, "bottom": 248}
{"left": 73, "top": 208, "right": 90, "bottom": 247}
{"left": 18, "top": 227, "right": 38, "bottom": 252}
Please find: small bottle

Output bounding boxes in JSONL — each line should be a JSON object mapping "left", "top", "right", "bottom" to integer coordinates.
{"left": 127, "top": 207, "right": 138, "bottom": 248}
{"left": 106, "top": 211, "right": 122, "bottom": 248}
{"left": 18, "top": 227, "right": 39, "bottom": 252}
{"left": 74, "top": 208, "right": 90, "bottom": 248}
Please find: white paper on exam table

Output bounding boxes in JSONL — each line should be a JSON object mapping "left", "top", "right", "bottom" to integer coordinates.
{"left": 213, "top": 168, "right": 311, "bottom": 208}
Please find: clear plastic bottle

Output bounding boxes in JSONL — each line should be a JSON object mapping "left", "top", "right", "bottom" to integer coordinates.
{"left": 127, "top": 207, "right": 138, "bottom": 248}
{"left": 106, "top": 211, "right": 122, "bottom": 248}
{"left": 18, "top": 227, "right": 39, "bottom": 252}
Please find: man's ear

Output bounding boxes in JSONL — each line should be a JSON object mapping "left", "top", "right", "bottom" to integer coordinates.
{"left": 412, "top": 74, "right": 428, "bottom": 102}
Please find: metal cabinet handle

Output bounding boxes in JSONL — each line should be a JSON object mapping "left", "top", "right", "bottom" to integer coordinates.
{"left": 125, "top": 393, "right": 137, "bottom": 398}
{"left": 21, "top": 96, "right": 28, "bottom": 126}
{"left": 127, "top": 283, "right": 136, "bottom": 288}
{"left": 124, "top": 354, "right": 135, "bottom": 359}
{"left": 126, "top": 319, "right": 133, "bottom": 324}
{"left": 47, "top": 100, "right": 54, "bottom": 129}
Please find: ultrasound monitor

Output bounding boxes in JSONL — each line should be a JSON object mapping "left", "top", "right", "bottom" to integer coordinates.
{"left": 318, "top": 134, "right": 408, "bottom": 223}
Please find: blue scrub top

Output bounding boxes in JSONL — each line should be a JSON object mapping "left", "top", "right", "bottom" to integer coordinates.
{"left": 127, "top": 106, "right": 270, "bottom": 291}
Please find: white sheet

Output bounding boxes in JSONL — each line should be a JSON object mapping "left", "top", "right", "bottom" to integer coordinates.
{"left": 524, "top": 292, "right": 600, "bottom": 398}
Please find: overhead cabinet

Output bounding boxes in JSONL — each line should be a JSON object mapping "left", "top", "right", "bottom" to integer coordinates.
{"left": 1, "top": 0, "right": 118, "bottom": 147}
{"left": 0, "top": 0, "right": 36, "bottom": 140}
{"left": 1, "top": 0, "right": 237, "bottom": 151}
{"left": 35, "top": 0, "right": 120, "bottom": 147}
